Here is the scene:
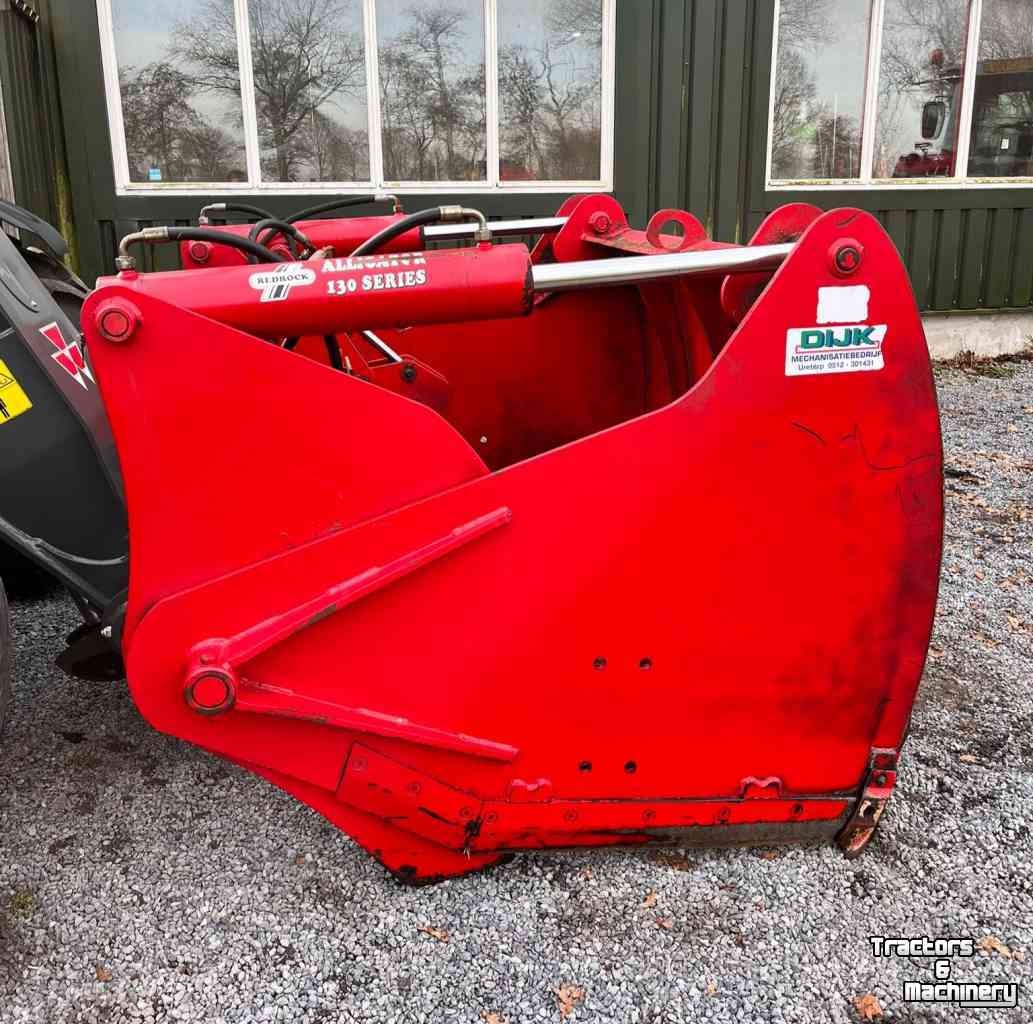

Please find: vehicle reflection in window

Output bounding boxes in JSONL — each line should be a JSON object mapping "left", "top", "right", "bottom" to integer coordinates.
{"left": 967, "top": 0, "right": 1033, "bottom": 177}
{"left": 874, "top": 0, "right": 970, "bottom": 179}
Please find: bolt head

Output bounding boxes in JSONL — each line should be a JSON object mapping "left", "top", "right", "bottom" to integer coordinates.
{"left": 184, "top": 670, "right": 235, "bottom": 715}
{"left": 98, "top": 306, "right": 135, "bottom": 343}
{"left": 830, "top": 238, "right": 864, "bottom": 276}
{"left": 188, "top": 241, "right": 211, "bottom": 264}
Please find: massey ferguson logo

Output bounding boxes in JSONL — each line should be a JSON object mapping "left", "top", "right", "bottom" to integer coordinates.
{"left": 41, "top": 321, "right": 94, "bottom": 390}
{"left": 248, "top": 264, "right": 316, "bottom": 302}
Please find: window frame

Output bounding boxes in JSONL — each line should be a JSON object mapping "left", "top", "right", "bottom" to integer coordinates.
{"left": 765, "top": 0, "right": 1033, "bottom": 190}
{"left": 97, "top": 0, "right": 616, "bottom": 196}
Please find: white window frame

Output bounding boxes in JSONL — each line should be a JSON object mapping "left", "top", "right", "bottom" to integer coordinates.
{"left": 97, "top": 0, "right": 616, "bottom": 197}
{"left": 766, "top": 0, "right": 1033, "bottom": 190}
{"left": 0, "top": 75, "right": 15, "bottom": 203}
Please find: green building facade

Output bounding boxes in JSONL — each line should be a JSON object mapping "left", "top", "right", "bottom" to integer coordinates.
{"left": 2, "top": 0, "right": 1031, "bottom": 311}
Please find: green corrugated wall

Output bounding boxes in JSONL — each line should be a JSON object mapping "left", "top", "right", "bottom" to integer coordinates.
{"left": 6, "top": 0, "right": 1033, "bottom": 308}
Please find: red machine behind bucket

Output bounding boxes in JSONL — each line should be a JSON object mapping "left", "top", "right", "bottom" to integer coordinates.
{"left": 82, "top": 200, "right": 943, "bottom": 882}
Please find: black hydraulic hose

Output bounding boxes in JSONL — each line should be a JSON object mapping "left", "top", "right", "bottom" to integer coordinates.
{"left": 286, "top": 195, "right": 387, "bottom": 224}
{"left": 198, "top": 201, "right": 275, "bottom": 223}
{"left": 323, "top": 335, "right": 345, "bottom": 371}
{"left": 248, "top": 218, "right": 313, "bottom": 259}
{"left": 351, "top": 208, "right": 445, "bottom": 257}
{"left": 163, "top": 226, "right": 281, "bottom": 264}
{"left": 280, "top": 335, "right": 345, "bottom": 373}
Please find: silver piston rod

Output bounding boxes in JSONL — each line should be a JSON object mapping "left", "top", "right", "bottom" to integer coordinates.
{"left": 531, "top": 242, "right": 793, "bottom": 292}
{"left": 423, "top": 216, "right": 792, "bottom": 285}
{"left": 423, "top": 217, "right": 568, "bottom": 241}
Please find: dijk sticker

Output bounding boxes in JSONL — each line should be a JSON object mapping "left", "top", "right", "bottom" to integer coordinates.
{"left": 785, "top": 324, "right": 887, "bottom": 377}
{"left": 0, "top": 358, "right": 32, "bottom": 425}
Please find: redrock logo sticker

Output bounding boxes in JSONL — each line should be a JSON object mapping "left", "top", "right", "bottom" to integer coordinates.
{"left": 248, "top": 264, "right": 316, "bottom": 302}
{"left": 785, "top": 324, "right": 887, "bottom": 377}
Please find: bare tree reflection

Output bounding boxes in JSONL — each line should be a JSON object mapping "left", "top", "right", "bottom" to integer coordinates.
{"left": 377, "top": 0, "right": 486, "bottom": 181}
{"left": 119, "top": 62, "right": 244, "bottom": 181}
{"left": 498, "top": 0, "right": 602, "bottom": 181}
{"left": 116, "top": 0, "right": 607, "bottom": 184}
{"left": 770, "top": 0, "right": 863, "bottom": 179}
{"left": 545, "top": 0, "right": 602, "bottom": 48}
{"left": 174, "top": 0, "right": 367, "bottom": 181}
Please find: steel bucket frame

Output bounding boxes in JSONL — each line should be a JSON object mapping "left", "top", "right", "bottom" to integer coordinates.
{"left": 80, "top": 201, "right": 943, "bottom": 881}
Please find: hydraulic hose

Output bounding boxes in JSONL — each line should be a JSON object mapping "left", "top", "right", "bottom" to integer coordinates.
{"left": 248, "top": 218, "right": 315, "bottom": 260}
{"left": 323, "top": 335, "right": 345, "bottom": 371}
{"left": 198, "top": 201, "right": 275, "bottom": 224}
{"left": 116, "top": 226, "right": 282, "bottom": 270}
{"left": 351, "top": 205, "right": 490, "bottom": 258}
{"left": 280, "top": 336, "right": 345, "bottom": 372}
{"left": 286, "top": 193, "right": 401, "bottom": 223}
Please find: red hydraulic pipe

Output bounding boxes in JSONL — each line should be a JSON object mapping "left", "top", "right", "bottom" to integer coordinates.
{"left": 97, "top": 244, "right": 533, "bottom": 339}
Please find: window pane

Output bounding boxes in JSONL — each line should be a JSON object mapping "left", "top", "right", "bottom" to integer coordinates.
{"left": 966, "top": 0, "right": 1033, "bottom": 178}
{"left": 498, "top": 0, "right": 604, "bottom": 182}
{"left": 0, "top": 77, "right": 14, "bottom": 202}
{"left": 873, "top": 0, "right": 970, "bottom": 179}
{"left": 111, "top": 0, "right": 248, "bottom": 184}
{"left": 376, "top": 0, "right": 486, "bottom": 182}
{"left": 248, "top": 0, "right": 370, "bottom": 183}
{"left": 770, "top": 0, "right": 872, "bottom": 181}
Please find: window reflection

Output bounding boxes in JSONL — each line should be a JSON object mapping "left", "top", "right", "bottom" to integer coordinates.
{"left": 247, "top": 0, "right": 369, "bottom": 183}
{"left": 497, "top": 0, "right": 604, "bottom": 182}
{"left": 874, "top": 0, "right": 970, "bottom": 179}
{"left": 967, "top": 0, "right": 1033, "bottom": 177}
{"left": 0, "top": 77, "right": 13, "bottom": 202}
{"left": 111, "top": 0, "right": 248, "bottom": 184}
{"left": 376, "top": 0, "right": 486, "bottom": 182}
{"left": 771, "top": 0, "right": 872, "bottom": 181}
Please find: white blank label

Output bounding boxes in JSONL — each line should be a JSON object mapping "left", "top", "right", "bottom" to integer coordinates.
{"left": 817, "top": 285, "right": 870, "bottom": 324}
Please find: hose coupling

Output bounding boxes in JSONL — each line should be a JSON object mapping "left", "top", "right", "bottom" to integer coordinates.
{"left": 116, "top": 227, "right": 171, "bottom": 271}
{"left": 376, "top": 192, "right": 403, "bottom": 213}
{"left": 439, "top": 206, "right": 492, "bottom": 243}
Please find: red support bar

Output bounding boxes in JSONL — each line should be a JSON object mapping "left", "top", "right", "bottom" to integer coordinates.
{"left": 193, "top": 507, "right": 513, "bottom": 671}
{"left": 237, "top": 680, "right": 519, "bottom": 762}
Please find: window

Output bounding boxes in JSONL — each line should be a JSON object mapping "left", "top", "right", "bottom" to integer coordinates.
{"left": 0, "top": 75, "right": 14, "bottom": 202}
{"left": 97, "top": 0, "right": 615, "bottom": 194}
{"left": 767, "top": 0, "right": 1033, "bottom": 186}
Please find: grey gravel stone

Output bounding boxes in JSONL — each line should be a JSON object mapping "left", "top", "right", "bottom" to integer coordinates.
{"left": 0, "top": 363, "right": 1031, "bottom": 1023}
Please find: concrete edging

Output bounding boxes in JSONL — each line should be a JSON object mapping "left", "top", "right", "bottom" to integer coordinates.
{"left": 923, "top": 310, "right": 1033, "bottom": 361}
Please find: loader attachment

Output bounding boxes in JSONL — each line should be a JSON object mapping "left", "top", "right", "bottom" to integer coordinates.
{"left": 0, "top": 206, "right": 128, "bottom": 680}
{"left": 82, "top": 204, "right": 943, "bottom": 882}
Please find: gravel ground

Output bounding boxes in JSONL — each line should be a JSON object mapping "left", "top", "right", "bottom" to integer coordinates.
{"left": 1, "top": 362, "right": 1031, "bottom": 1024}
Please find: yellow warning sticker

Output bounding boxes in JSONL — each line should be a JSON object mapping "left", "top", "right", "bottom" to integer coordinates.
{"left": 0, "top": 358, "right": 32, "bottom": 425}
